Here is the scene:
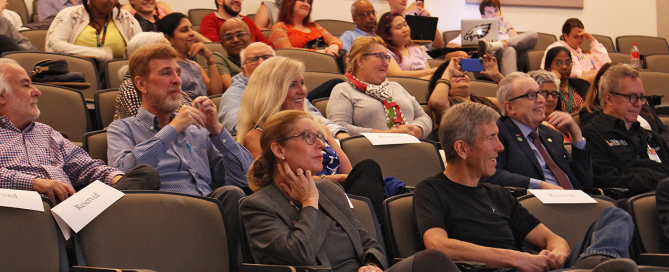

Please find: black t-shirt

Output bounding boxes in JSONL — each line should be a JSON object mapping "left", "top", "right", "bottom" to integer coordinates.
{"left": 134, "top": 14, "right": 159, "bottom": 32}
{"left": 414, "top": 173, "right": 541, "bottom": 251}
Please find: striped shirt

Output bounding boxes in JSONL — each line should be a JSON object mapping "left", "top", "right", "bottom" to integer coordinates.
{"left": 107, "top": 108, "right": 252, "bottom": 195}
{"left": 0, "top": 116, "right": 122, "bottom": 192}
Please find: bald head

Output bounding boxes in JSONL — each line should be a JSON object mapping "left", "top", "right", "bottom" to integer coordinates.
{"left": 219, "top": 18, "right": 251, "bottom": 57}
{"left": 351, "top": 0, "right": 377, "bottom": 33}
{"left": 240, "top": 42, "right": 275, "bottom": 77}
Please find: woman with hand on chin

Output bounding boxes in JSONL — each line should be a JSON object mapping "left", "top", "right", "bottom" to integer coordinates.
{"left": 157, "top": 13, "right": 222, "bottom": 98}
{"left": 240, "top": 110, "right": 460, "bottom": 272}
{"left": 269, "top": 0, "right": 342, "bottom": 57}
{"left": 237, "top": 56, "right": 387, "bottom": 218}
{"left": 328, "top": 36, "right": 432, "bottom": 138}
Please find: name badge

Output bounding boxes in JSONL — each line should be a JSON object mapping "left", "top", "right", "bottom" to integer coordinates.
{"left": 648, "top": 144, "right": 662, "bottom": 163}
{"left": 51, "top": 181, "right": 125, "bottom": 240}
{"left": 528, "top": 189, "right": 597, "bottom": 204}
{"left": 0, "top": 189, "right": 44, "bottom": 212}
{"left": 361, "top": 133, "right": 420, "bottom": 146}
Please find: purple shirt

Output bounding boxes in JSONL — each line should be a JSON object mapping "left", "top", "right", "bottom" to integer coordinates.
{"left": 37, "top": 0, "right": 82, "bottom": 21}
{"left": 0, "top": 116, "right": 122, "bottom": 194}
{"left": 387, "top": 45, "right": 427, "bottom": 71}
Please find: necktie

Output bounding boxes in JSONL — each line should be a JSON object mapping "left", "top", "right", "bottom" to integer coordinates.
{"left": 529, "top": 131, "right": 573, "bottom": 189}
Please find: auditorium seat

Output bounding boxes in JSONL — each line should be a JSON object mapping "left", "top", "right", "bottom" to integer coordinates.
{"left": 535, "top": 32, "right": 558, "bottom": 51}
{"left": 442, "top": 30, "right": 460, "bottom": 45}
{"left": 470, "top": 80, "right": 498, "bottom": 98}
{"left": 312, "top": 97, "right": 328, "bottom": 117}
{"left": 645, "top": 55, "right": 669, "bottom": 73}
{"left": 188, "top": 8, "right": 216, "bottom": 26}
{"left": 195, "top": 42, "right": 226, "bottom": 73}
{"left": 7, "top": 0, "right": 30, "bottom": 24}
{"left": 303, "top": 71, "right": 346, "bottom": 94}
{"left": 617, "top": 36, "right": 669, "bottom": 56}
{"left": 639, "top": 71, "right": 669, "bottom": 104}
{"left": 348, "top": 194, "right": 385, "bottom": 249}
{"left": 608, "top": 52, "right": 632, "bottom": 65}
{"left": 275, "top": 49, "right": 340, "bottom": 74}
{"left": 104, "top": 59, "right": 129, "bottom": 89}
{"left": 387, "top": 76, "right": 430, "bottom": 104}
{"left": 83, "top": 130, "right": 108, "bottom": 164}
{"left": 626, "top": 192, "right": 669, "bottom": 267}
{"left": 580, "top": 34, "right": 616, "bottom": 52}
{"left": 527, "top": 49, "right": 545, "bottom": 71}
{"left": 19, "top": 29, "right": 47, "bottom": 51}
{"left": 94, "top": 88, "right": 119, "bottom": 130}
{"left": 34, "top": 83, "right": 91, "bottom": 144}
{"left": 314, "top": 19, "right": 356, "bottom": 38}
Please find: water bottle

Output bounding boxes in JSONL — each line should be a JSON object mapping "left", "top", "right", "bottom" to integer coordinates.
{"left": 630, "top": 43, "right": 641, "bottom": 70}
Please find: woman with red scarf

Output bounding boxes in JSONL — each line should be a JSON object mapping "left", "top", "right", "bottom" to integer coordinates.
{"left": 327, "top": 35, "right": 432, "bottom": 138}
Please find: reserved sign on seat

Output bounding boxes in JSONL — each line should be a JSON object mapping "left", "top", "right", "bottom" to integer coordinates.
{"left": 52, "top": 181, "right": 124, "bottom": 240}
{"left": 0, "top": 189, "right": 44, "bottom": 212}
{"left": 528, "top": 189, "right": 597, "bottom": 204}
{"left": 362, "top": 133, "right": 420, "bottom": 145}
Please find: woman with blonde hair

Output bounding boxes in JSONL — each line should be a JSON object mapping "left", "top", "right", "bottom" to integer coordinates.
{"left": 238, "top": 56, "right": 388, "bottom": 219}
{"left": 328, "top": 35, "right": 432, "bottom": 138}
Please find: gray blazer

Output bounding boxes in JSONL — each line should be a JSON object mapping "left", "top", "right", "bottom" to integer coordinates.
{"left": 240, "top": 179, "right": 388, "bottom": 269}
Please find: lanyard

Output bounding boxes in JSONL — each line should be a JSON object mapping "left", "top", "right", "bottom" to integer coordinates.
{"left": 558, "top": 84, "right": 574, "bottom": 113}
{"left": 96, "top": 20, "right": 109, "bottom": 48}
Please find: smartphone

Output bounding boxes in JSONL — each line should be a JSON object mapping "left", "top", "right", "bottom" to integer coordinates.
{"left": 461, "top": 58, "right": 484, "bottom": 72}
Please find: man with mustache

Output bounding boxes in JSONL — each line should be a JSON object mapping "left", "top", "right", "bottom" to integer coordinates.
{"left": 0, "top": 58, "right": 160, "bottom": 205}
{"left": 215, "top": 18, "right": 250, "bottom": 91}
{"left": 480, "top": 72, "right": 592, "bottom": 190}
{"left": 200, "top": 0, "right": 272, "bottom": 46}
{"left": 107, "top": 44, "right": 253, "bottom": 237}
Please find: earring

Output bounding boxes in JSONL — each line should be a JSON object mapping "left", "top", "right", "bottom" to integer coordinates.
{"left": 281, "top": 156, "right": 285, "bottom": 160}
{"left": 360, "top": 66, "right": 364, "bottom": 70}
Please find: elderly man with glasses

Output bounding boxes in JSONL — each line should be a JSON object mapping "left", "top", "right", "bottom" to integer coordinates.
{"left": 581, "top": 65, "right": 669, "bottom": 195}
{"left": 340, "top": 0, "right": 377, "bottom": 52}
{"left": 479, "top": 72, "right": 593, "bottom": 190}
{"left": 217, "top": 42, "right": 350, "bottom": 139}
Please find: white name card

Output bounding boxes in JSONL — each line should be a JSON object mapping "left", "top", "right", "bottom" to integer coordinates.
{"left": 528, "top": 189, "right": 597, "bottom": 204}
{"left": 0, "top": 189, "right": 44, "bottom": 212}
{"left": 52, "top": 181, "right": 124, "bottom": 240}
{"left": 361, "top": 133, "right": 420, "bottom": 146}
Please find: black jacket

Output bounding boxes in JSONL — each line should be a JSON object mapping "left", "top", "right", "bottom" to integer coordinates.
{"left": 581, "top": 112, "right": 669, "bottom": 194}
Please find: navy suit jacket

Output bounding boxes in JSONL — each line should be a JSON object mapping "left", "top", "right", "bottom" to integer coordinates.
{"left": 480, "top": 117, "right": 593, "bottom": 189}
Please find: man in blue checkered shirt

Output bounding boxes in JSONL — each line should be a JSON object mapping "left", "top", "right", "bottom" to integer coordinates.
{"left": 0, "top": 59, "right": 160, "bottom": 205}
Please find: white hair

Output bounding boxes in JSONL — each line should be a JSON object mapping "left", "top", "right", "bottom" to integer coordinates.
{"left": 0, "top": 59, "right": 23, "bottom": 97}
{"left": 496, "top": 72, "right": 531, "bottom": 115}
{"left": 119, "top": 32, "right": 169, "bottom": 79}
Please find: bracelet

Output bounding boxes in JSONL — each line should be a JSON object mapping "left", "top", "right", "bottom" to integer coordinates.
{"left": 436, "top": 78, "right": 451, "bottom": 89}
{"left": 319, "top": 174, "right": 326, "bottom": 179}
{"left": 207, "top": 60, "right": 216, "bottom": 66}
{"left": 506, "top": 27, "right": 514, "bottom": 32}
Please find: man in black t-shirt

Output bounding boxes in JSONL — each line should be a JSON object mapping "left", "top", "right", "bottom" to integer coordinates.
{"left": 414, "top": 102, "right": 637, "bottom": 272}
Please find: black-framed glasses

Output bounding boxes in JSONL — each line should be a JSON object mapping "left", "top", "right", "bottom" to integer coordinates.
{"left": 244, "top": 54, "right": 273, "bottom": 65}
{"left": 362, "top": 52, "right": 391, "bottom": 63}
{"left": 356, "top": 10, "right": 376, "bottom": 17}
{"left": 553, "top": 60, "right": 573, "bottom": 67}
{"left": 610, "top": 91, "right": 647, "bottom": 104}
{"left": 544, "top": 90, "right": 559, "bottom": 98}
{"left": 222, "top": 31, "right": 250, "bottom": 42}
{"left": 508, "top": 90, "right": 548, "bottom": 102}
{"left": 281, "top": 130, "right": 326, "bottom": 145}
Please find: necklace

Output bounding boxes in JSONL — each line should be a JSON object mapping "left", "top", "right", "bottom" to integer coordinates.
{"left": 273, "top": 183, "right": 301, "bottom": 212}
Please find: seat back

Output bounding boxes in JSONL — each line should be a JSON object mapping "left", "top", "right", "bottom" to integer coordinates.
{"left": 442, "top": 30, "right": 460, "bottom": 44}
{"left": 0, "top": 200, "right": 68, "bottom": 272}
{"left": 580, "top": 34, "right": 615, "bottom": 52}
{"left": 83, "top": 130, "right": 108, "bottom": 164}
{"left": 261, "top": 29, "right": 271, "bottom": 39}
{"left": 420, "top": 103, "right": 438, "bottom": 142}
{"left": 383, "top": 194, "right": 424, "bottom": 260}
{"left": 246, "top": 13, "right": 255, "bottom": 21}
{"left": 639, "top": 71, "right": 669, "bottom": 99}
{"left": 617, "top": 36, "right": 669, "bottom": 56}
{"left": 19, "top": 29, "right": 47, "bottom": 51}
{"left": 527, "top": 49, "right": 545, "bottom": 71}
{"left": 209, "top": 94, "right": 223, "bottom": 109}
{"left": 314, "top": 19, "right": 356, "bottom": 37}
{"left": 2, "top": 51, "right": 100, "bottom": 101}
{"left": 627, "top": 193, "right": 668, "bottom": 256}
{"left": 645, "top": 55, "right": 669, "bottom": 73}
{"left": 312, "top": 97, "right": 329, "bottom": 117}
{"left": 34, "top": 83, "right": 90, "bottom": 143}
{"left": 7, "top": 0, "right": 30, "bottom": 24}
{"left": 340, "top": 136, "right": 444, "bottom": 187}
{"left": 104, "top": 59, "right": 129, "bottom": 89}
{"left": 303, "top": 71, "right": 346, "bottom": 94}
{"left": 195, "top": 43, "right": 227, "bottom": 72}
{"left": 427, "top": 58, "right": 445, "bottom": 69}
{"left": 608, "top": 52, "right": 632, "bottom": 64}
{"left": 518, "top": 195, "right": 616, "bottom": 248}
{"left": 535, "top": 32, "right": 558, "bottom": 51}
{"left": 348, "top": 194, "right": 385, "bottom": 250}
{"left": 470, "top": 80, "right": 498, "bottom": 97}
{"left": 94, "top": 88, "right": 119, "bottom": 130}
{"left": 75, "top": 191, "right": 230, "bottom": 272}
{"left": 387, "top": 76, "right": 430, "bottom": 104}
{"left": 275, "top": 49, "right": 340, "bottom": 73}
{"left": 188, "top": 8, "right": 216, "bottom": 25}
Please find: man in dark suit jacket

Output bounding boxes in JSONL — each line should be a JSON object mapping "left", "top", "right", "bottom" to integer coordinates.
{"left": 481, "top": 72, "right": 592, "bottom": 190}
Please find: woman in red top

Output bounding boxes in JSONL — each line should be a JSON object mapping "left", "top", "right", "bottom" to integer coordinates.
{"left": 269, "top": 0, "right": 342, "bottom": 56}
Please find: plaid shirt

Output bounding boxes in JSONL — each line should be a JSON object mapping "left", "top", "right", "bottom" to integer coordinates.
{"left": 0, "top": 116, "right": 123, "bottom": 192}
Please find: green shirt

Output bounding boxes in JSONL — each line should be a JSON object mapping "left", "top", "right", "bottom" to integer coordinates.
{"left": 213, "top": 52, "right": 242, "bottom": 77}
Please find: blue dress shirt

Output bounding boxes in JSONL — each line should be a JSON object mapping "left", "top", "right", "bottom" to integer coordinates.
{"left": 107, "top": 108, "right": 253, "bottom": 195}
{"left": 340, "top": 28, "right": 373, "bottom": 53}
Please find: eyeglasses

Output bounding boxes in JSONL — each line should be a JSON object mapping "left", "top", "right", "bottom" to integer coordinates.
{"left": 610, "top": 91, "right": 647, "bottom": 104}
{"left": 508, "top": 90, "right": 548, "bottom": 102}
{"left": 282, "top": 130, "right": 326, "bottom": 145}
{"left": 553, "top": 60, "right": 573, "bottom": 67}
{"left": 356, "top": 10, "right": 376, "bottom": 17}
{"left": 362, "top": 52, "right": 391, "bottom": 63}
{"left": 222, "top": 31, "right": 250, "bottom": 42}
{"left": 244, "top": 54, "right": 273, "bottom": 65}
{"left": 544, "top": 90, "right": 559, "bottom": 98}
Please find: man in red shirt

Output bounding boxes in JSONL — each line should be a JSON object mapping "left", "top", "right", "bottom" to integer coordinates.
{"left": 200, "top": 0, "right": 273, "bottom": 46}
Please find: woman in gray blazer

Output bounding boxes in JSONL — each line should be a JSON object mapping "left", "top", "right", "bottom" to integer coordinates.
{"left": 240, "top": 110, "right": 459, "bottom": 272}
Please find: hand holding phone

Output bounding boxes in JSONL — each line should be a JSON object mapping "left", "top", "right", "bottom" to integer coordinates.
{"left": 461, "top": 58, "right": 484, "bottom": 72}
